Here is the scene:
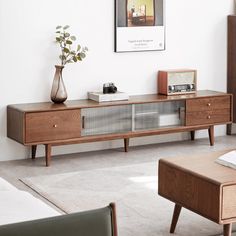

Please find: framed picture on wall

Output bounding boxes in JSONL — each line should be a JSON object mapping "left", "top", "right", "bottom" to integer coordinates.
{"left": 115, "top": 0, "right": 165, "bottom": 52}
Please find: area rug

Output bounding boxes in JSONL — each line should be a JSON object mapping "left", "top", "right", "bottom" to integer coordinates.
{"left": 21, "top": 162, "right": 231, "bottom": 236}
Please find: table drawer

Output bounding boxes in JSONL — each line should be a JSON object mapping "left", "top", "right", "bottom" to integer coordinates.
{"left": 25, "top": 109, "right": 81, "bottom": 143}
{"left": 186, "top": 109, "right": 231, "bottom": 126}
{"left": 222, "top": 185, "right": 236, "bottom": 220}
{"left": 186, "top": 96, "right": 231, "bottom": 112}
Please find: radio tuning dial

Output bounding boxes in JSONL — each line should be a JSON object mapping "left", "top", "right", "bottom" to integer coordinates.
{"left": 207, "top": 116, "right": 211, "bottom": 119}
{"left": 207, "top": 103, "right": 211, "bottom": 107}
{"left": 168, "top": 85, "right": 175, "bottom": 92}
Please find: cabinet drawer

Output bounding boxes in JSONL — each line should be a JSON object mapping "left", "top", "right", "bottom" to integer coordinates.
{"left": 25, "top": 110, "right": 81, "bottom": 143}
{"left": 186, "top": 96, "right": 231, "bottom": 112}
{"left": 186, "top": 109, "right": 230, "bottom": 126}
{"left": 222, "top": 185, "right": 236, "bottom": 220}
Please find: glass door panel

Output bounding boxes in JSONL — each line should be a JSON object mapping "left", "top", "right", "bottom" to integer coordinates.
{"left": 134, "top": 101, "right": 185, "bottom": 131}
{"left": 81, "top": 105, "right": 132, "bottom": 136}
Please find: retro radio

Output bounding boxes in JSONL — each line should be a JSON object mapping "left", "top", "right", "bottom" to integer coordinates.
{"left": 158, "top": 69, "right": 197, "bottom": 95}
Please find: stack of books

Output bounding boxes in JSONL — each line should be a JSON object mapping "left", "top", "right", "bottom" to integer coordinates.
{"left": 216, "top": 150, "right": 236, "bottom": 169}
{"left": 88, "top": 91, "right": 129, "bottom": 102}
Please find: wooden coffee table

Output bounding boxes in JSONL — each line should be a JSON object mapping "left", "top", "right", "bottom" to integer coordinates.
{"left": 158, "top": 150, "right": 236, "bottom": 236}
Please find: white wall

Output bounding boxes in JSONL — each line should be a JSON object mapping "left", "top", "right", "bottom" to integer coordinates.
{"left": 0, "top": 0, "right": 234, "bottom": 161}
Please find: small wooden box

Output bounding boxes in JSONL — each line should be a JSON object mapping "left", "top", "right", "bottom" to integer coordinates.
{"left": 158, "top": 69, "right": 197, "bottom": 95}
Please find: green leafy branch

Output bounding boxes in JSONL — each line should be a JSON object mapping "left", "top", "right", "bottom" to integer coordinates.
{"left": 55, "top": 25, "right": 88, "bottom": 66}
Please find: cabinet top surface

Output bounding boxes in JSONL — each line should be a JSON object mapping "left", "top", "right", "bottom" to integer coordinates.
{"left": 8, "top": 90, "right": 230, "bottom": 112}
{"left": 160, "top": 149, "right": 236, "bottom": 185}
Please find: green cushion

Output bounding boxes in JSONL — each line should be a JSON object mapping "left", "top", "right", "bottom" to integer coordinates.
{"left": 0, "top": 205, "right": 114, "bottom": 236}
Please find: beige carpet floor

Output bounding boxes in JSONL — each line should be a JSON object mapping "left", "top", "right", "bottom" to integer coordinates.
{"left": 21, "top": 161, "right": 234, "bottom": 236}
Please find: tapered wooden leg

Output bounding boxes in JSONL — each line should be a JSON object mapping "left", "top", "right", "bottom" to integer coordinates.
{"left": 208, "top": 126, "right": 214, "bottom": 146}
{"left": 223, "top": 223, "right": 232, "bottom": 236}
{"left": 45, "top": 144, "right": 52, "bottom": 167}
{"left": 227, "top": 124, "right": 232, "bottom": 135}
{"left": 124, "top": 138, "right": 129, "bottom": 152}
{"left": 31, "top": 145, "right": 37, "bottom": 159}
{"left": 190, "top": 131, "right": 195, "bottom": 141}
{"left": 170, "top": 204, "right": 182, "bottom": 233}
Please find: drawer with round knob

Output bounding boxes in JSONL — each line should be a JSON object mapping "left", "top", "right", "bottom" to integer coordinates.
{"left": 186, "top": 109, "right": 231, "bottom": 126}
{"left": 186, "top": 96, "right": 231, "bottom": 112}
{"left": 25, "top": 109, "right": 81, "bottom": 143}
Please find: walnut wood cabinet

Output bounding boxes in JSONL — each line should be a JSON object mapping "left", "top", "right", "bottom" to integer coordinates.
{"left": 227, "top": 15, "right": 236, "bottom": 134}
{"left": 7, "top": 90, "right": 232, "bottom": 166}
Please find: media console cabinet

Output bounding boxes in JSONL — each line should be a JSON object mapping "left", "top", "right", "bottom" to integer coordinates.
{"left": 7, "top": 90, "right": 232, "bottom": 166}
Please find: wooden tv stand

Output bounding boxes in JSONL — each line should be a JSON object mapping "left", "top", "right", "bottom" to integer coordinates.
{"left": 7, "top": 90, "right": 232, "bottom": 166}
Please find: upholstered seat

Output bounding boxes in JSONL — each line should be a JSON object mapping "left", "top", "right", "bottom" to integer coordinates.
{"left": 0, "top": 203, "right": 117, "bottom": 236}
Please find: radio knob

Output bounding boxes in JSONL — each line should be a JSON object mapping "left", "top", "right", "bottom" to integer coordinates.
{"left": 207, "top": 116, "right": 211, "bottom": 119}
{"left": 168, "top": 85, "right": 175, "bottom": 92}
{"left": 207, "top": 103, "right": 211, "bottom": 107}
{"left": 53, "top": 124, "right": 58, "bottom": 128}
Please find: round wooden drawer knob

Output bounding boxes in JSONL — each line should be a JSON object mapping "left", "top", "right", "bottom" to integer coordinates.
{"left": 207, "top": 116, "right": 211, "bottom": 119}
{"left": 53, "top": 124, "right": 58, "bottom": 128}
{"left": 207, "top": 103, "right": 211, "bottom": 106}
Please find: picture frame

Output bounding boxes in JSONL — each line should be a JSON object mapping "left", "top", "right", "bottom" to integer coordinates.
{"left": 115, "top": 0, "right": 165, "bottom": 52}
